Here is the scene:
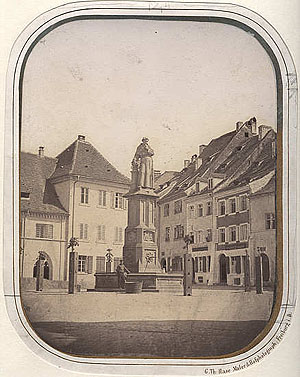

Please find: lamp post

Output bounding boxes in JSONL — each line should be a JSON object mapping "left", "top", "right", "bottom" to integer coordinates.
{"left": 68, "top": 237, "right": 79, "bottom": 294}
{"left": 183, "top": 234, "right": 193, "bottom": 296}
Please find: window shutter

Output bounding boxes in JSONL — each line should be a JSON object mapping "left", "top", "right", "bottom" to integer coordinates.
{"left": 102, "top": 225, "right": 106, "bottom": 241}
{"left": 100, "top": 256, "right": 105, "bottom": 272}
{"left": 119, "top": 227, "right": 123, "bottom": 242}
{"left": 115, "top": 227, "right": 118, "bottom": 242}
{"left": 103, "top": 191, "right": 107, "bottom": 206}
{"left": 84, "top": 224, "right": 88, "bottom": 239}
{"left": 80, "top": 223, "right": 83, "bottom": 239}
{"left": 87, "top": 256, "right": 93, "bottom": 274}
{"left": 236, "top": 226, "right": 240, "bottom": 241}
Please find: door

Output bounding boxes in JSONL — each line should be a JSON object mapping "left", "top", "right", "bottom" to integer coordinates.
{"left": 219, "top": 254, "right": 228, "bottom": 284}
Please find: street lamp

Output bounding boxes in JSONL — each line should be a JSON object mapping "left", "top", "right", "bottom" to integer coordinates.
{"left": 67, "top": 237, "right": 79, "bottom": 294}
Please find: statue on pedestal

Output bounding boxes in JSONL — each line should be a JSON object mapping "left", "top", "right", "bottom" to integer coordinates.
{"left": 131, "top": 137, "right": 154, "bottom": 191}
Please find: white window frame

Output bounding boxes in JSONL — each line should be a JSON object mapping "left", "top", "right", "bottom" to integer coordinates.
{"left": 218, "top": 200, "right": 226, "bottom": 216}
{"left": 99, "top": 190, "right": 107, "bottom": 207}
{"left": 198, "top": 203, "right": 203, "bottom": 217}
{"left": 239, "top": 194, "right": 248, "bottom": 212}
{"left": 239, "top": 223, "right": 248, "bottom": 241}
{"left": 228, "top": 225, "right": 237, "bottom": 243}
{"left": 218, "top": 227, "right": 226, "bottom": 243}
{"left": 80, "top": 187, "right": 89, "bottom": 204}
{"left": 228, "top": 197, "right": 237, "bottom": 214}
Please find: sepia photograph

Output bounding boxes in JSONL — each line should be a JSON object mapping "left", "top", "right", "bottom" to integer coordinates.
{"left": 17, "top": 14, "right": 281, "bottom": 360}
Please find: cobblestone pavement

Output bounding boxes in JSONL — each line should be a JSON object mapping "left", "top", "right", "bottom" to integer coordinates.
{"left": 32, "top": 320, "right": 267, "bottom": 358}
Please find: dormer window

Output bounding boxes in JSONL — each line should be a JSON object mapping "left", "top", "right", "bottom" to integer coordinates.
{"left": 208, "top": 178, "right": 213, "bottom": 189}
{"left": 21, "top": 192, "right": 30, "bottom": 200}
{"left": 245, "top": 132, "right": 249, "bottom": 138}
{"left": 196, "top": 182, "right": 200, "bottom": 192}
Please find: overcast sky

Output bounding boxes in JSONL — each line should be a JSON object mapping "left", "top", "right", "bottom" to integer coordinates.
{"left": 21, "top": 19, "right": 277, "bottom": 177}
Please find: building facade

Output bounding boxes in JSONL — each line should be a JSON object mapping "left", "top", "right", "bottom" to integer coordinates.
{"left": 156, "top": 118, "right": 277, "bottom": 288}
{"left": 20, "top": 136, "right": 130, "bottom": 290}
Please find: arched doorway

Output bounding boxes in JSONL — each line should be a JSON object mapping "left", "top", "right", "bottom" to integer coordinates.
{"left": 261, "top": 253, "right": 270, "bottom": 282}
{"left": 33, "top": 252, "right": 53, "bottom": 280}
{"left": 161, "top": 258, "right": 166, "bottom": 272}
{"left": 219, "top": 254, "right": 229, "bottom": 284}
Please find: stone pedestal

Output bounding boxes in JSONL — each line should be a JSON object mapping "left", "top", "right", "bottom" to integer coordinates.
{"left": 123, "top": 188, "right": 161, "bottom": 273}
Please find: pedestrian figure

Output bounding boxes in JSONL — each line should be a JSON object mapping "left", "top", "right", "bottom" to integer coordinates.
{"left": 116, "top": 261, "right": 130, "bottom": 289}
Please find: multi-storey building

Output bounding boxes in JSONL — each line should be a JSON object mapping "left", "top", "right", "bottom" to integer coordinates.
{"left": 20, "top": 148, "right": 69, "bottom": 289}
{"left": 157, "top": 118, "right": 277, "bottom": 288}
{"left": 20, "top": 135, "right": 130, "bottom": 289}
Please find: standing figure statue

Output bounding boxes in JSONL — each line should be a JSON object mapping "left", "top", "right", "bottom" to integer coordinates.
{"left": 116, "top": 261, "right": 130, "bottom": 289}
{"left": 131, "top": 137, "right": 154, "bottom": 191}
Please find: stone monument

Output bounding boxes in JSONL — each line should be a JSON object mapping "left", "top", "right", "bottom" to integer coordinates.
{"left": 123, "top": 137, "right": 161, "bottom": 273}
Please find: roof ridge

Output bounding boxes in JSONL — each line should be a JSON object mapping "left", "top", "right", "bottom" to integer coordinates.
{"left": 70, "top": 139, "right": 79, "bottom": 175}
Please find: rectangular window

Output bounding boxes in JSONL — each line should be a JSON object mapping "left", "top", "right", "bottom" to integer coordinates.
{"left": 80, "top": 187, "right": 89, "bottom": 204}
{"left": 189, "top": 205, "right": 195, "bottom": 218}
{"left": 114, "top": 227, "right": 123, "bottom": 242}
{"left": 96, "top": 256, "right": 105, "bottom": 273}
{"left": 197, "top": 230, "right": 203, "bottom": 243}
{"left": 239, "top": 195, "right": 248, "bottom": 211}
{"left": 79, "top": 223, "right": 88, "bottom": 239}
{"left": 198, "top": 204, "right": 203, "bottom": 217}
{"left": 229, "top": 198, "right": 236, "bottom": 213}
{"left": 78, "top": 255, "right": 87, "bottom": 272}
{"left": 239, "top": 224, "right": 248, "bottom": 241}
{"left": 208, "top": 256, "right": 211, "bottom": 272}
{"left": 114, "top": 193, "right": 123, "bottom": 209}
{"left": 195, "top": 257, "right": 199, "bottom": 272}
{"left": 219, "top": 228, "right": 226, "bottom": 243}
{"left": 174, "top": 200, "right": 182, "bottom": 214}
{"left": 99, "top": 190, "right": 107, "bottom": 206}
{"left": 219, "top": 200, "right": 226, "bottom": 216}
{"left": 174, "top": 225, "right": 184, "bottom": 240}
{"left": 165, "top": 227, "right": 170, "bottom": 241}
{"left": 206, "top": 229, "right": 212, "bottom": 242}
{"left": 206, "top": 201, "right": 212, "bottom": 215}
{"left": 163, "top": 204, "right": 169, "bottom": 217}
{"left": 265, "top": 213, "right": 276, "bottom": 229}
{"left": 97, "top": 225, "right": 106, "bottom": 241}
{"left": 36, "top": 224, "right": 53, "bottom": 239}
{"left": 203, "top": 256, "right": 207, "bottom": 272}
{"left": 229, "top": 226, "right": 237, "bottom": 242}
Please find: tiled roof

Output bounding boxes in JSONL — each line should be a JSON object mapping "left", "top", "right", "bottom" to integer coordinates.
{"left": 20, "top": 152, "right": 68, "bottom": 215}
{"left": 51, "top": 138, "right": 130, "bottom": 186}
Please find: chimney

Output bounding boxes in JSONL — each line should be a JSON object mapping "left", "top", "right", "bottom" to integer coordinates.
{"left": 78, "top": 135, "right": 85, "bottom": 141}
{"left": 191, "top": 154, "right": 197, "bottom": 163}
{"left": 184, "top": 160, "right": 190, "bottom": 168}
{"left": 258, "top": 125, "right": 272, "bottom": 140}
{"left": 38, "top": 146, "right": 44, "bottom": 157}
{"left": 236, "top": 121, "right": 243, "bottom": 132}
{"left": 249, "top": 117, "right": 257, "bottom": 134}
{"left": 198, "top": 144, "right": 206, "bottom": 156}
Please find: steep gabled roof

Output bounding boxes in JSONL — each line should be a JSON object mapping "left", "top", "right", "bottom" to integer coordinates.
{"left": 51, "top": 138, "right": 130, "bottom": 186}
{"left": 20, "top": 152, "right": 68, "bottom": 215}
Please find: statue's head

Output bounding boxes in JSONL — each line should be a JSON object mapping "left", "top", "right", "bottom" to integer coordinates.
{"left": 142, "top": 137, "right": 149, "bottom": 143}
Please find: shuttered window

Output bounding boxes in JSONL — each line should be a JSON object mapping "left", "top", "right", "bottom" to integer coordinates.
{"left": 96, "top": 256, "right": 105, "bottom": 273}
{"left": 97, "top": 225, "right": 106, "bottom": 241}
{"left": 78, "top": 255, "right": 93, "bottom": 273}
{"left": 36, "top": 224, "right": 53, "bottom": 239}
{"left": 114, "top": 227, "right": 123, "bottom": 242}
{"left": 79, "top": 223, "right": 88, "bottom": 239}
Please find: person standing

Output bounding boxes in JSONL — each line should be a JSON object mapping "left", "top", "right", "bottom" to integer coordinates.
{"left": 116, "top": 261, "right": 130, "bottom": 289}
